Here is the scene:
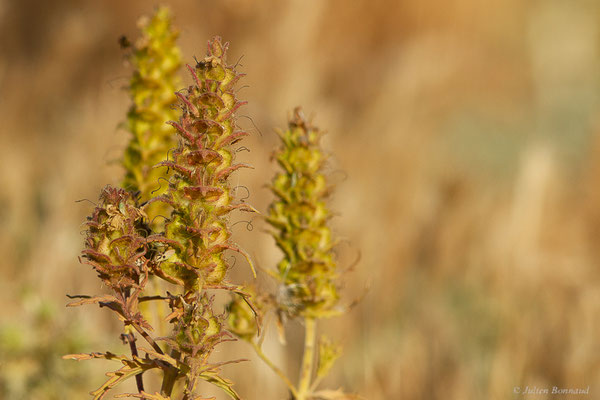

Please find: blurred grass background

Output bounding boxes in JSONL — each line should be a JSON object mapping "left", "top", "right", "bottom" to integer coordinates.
{"left": 1, "top": 0, "right": 600, "bottom": 399}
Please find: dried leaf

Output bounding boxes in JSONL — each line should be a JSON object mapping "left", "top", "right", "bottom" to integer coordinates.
{"left": 62, "top": 351, "right": 125, "bottom": 362}
{"left": 115, "top": 391, "right": 170, "bottom": 399}
{"left": 90, "top": 363, "right": 144, "bottom": 400}
{"left": 198, "top": 370, "right": 241, "bottom": 400}
{"left": 64, "top": 352, "right": 162, "bottom": 399}
{"left": 138, "top": 346, "right": 179, "bottom": 369}
{"left": 66, "top": 294, "right": 118, "bottom": 307}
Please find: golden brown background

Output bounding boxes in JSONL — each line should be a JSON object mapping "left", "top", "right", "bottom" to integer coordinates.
{"left": 1, "top": 0, "right": 600, "bottom": 399}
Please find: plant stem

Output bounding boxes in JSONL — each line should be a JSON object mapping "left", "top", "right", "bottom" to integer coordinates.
{"left": 251, "top": 341, "right": 299, "bottom": 398}
{"left": 161, "top": 349, "right": 181, "bottom": 397}
{"left": 130, "top": 321, "right": 164, "bottom": 355}
{"left": 122, "top": 289, "right": 145, "bottom": 393}
{"left": 125, "top": 333, "right": 145, "bottom": 392}
{"left": 297, "top": 317, "right": 316, "bottom": 400}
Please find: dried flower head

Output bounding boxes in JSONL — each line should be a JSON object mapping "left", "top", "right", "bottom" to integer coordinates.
{"left": 81, "top": 186, "right": 149, "bottom": 291}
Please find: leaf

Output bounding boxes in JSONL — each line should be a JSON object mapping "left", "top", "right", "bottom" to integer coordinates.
{"left": 138, "top": 346, "right": 179, "bottom": 369}
{"left": 198, "top": 370, "right": 241, "bottom": 400}
{"left": 63, "top": 352, "right": 162, "bottom": 399}
{"left": 316, "top": 336, "right": 342, "bottom": 379}
{"left": 229, "top": 202, "right": 260, "bottom": 214}
{"left": 91, "top": 364, "right": 144, "bottom": 400}
{"left": 115, "top": 391, "right": 171, "bottom": 399}
{"left": 62, "top": 351, "right": 125, "bottom": 362}
{"left": 66, "top": 294, "right": 118, "bottom": 307}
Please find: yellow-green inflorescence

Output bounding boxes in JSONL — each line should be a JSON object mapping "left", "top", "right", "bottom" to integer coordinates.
{"left": 225, "top": 109, "right": 346, "bottom": 400}
{"left": 151, "top": 36, "right": 255, "bottom": 293}
{"left": 267, "top": 108, "right": 340, "bottom": 319}
{"left": 122, "top": 6, "right": 182, "bottom": 224}
{"left": 148, "top": 36, "right": 255, "bottom": 398}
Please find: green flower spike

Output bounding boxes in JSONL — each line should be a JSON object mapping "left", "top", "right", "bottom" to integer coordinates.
{"left": 226, "top": 109, "right": 349, "bottom": 400}
{"left": 122, "top": 6, "right": 182, "bottom": 225}
{"left": 151, "top": 36, "right": 256, "bottom": 292}
{"left": 146, "top": 37, "right": 256, "bottom": 399}
{"left": 267, "top": 108, "right": 340, "bottom": 319}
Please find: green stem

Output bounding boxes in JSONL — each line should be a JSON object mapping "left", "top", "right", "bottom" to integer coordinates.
{"left": 251, "top": 341, "right": 299, "bottom": 398}
{"left": 161, "top": 349, "right": 181, "bottom": 397}
{"left": 297, "top": 317, "right": 316, "bottom": 400}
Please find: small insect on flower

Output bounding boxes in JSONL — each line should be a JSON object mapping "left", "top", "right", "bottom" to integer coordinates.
{"left": 276, "top": 283, "right": 305, "bottom": 315}
{"left": 118, "top": 201, "right": 127, "bottom": 215}
{"left": 118, "top": 35, "right": 131, "bottom": 49}
{"left": 154, "top": 249, "right": 176, "bottom": 263}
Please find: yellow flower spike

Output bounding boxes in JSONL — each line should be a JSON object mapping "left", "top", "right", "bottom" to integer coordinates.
{"left": 122, "top": 6, "right": 182, "bottom": 228}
